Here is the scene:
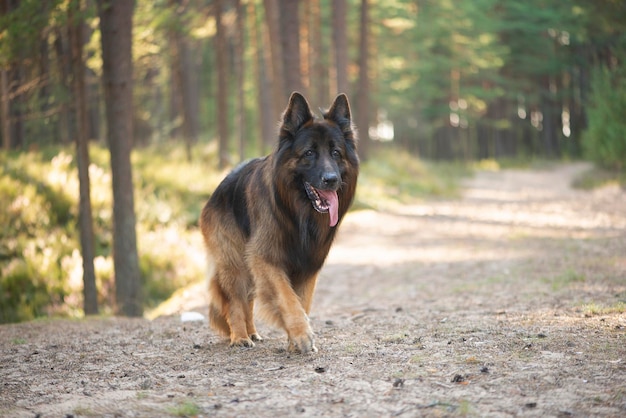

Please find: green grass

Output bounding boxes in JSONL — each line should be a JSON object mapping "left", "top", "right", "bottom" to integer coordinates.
{"left": 581, "top": 301, "right": 626, "bottom": 317}
{"left": 71, "top": 406, "right": 95, "bottom": 417}
{"left": 457, "top": 399, "right": 474, "bottom": 416}
{"left": 167, "top": 400, "right": 201, "bottom": 417}
{"left": 357, "top": 148, "right": 471, "bottom": 209}
{"left": 0, "top": 142, "right": 469, "bottom": 323}
{"left": 541, "top": 269, "right": 586, "bottom": 292}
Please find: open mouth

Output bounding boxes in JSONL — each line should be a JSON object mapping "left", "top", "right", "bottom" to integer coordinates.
{"left": 304, "top": 182, "right": 329, "bottom": 213}
{"left": 304, "top": 182, "right": 339, "bottom": 227}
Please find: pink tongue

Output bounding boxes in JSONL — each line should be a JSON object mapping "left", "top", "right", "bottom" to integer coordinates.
{"left": 317, "top": 189, "right": 339, "bottom": 227}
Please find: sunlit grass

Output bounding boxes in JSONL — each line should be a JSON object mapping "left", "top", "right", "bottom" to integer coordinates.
{"left": 474, "top": 157, "right": 557, "bottom": 171}
{"left": 356, "top": 148, "right": 471, "bottom": 210}
{"left": 581, "top": 301, "right": 626, "bottom": 317}
{"left": 132, "top": 142, "right": 225, "bottom": 227}
{"left": 1, "top": 150, "right": 79, "bottom": 322}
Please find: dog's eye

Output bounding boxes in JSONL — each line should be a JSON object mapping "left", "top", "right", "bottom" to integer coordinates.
{"left": 304, "top": 150, "right": 315, "bottom": 158}
{"left": 331, "top": 149, "right": 341, "bottom": 159}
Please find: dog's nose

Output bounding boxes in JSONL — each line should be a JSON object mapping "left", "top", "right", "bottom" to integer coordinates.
{"left": 321, "top": 172, "right": 339, "bottom": 189}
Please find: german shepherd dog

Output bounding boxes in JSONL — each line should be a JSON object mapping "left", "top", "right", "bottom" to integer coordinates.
{"left": 200, "top": 92, "right": 359, "bottom": 353}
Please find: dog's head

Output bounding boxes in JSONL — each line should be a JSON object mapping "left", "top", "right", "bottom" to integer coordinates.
{"left": 275, "top": 92, "right": 359, "bottom": 227}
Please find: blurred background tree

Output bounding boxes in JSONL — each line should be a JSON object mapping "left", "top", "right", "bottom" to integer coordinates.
{"left": 583, "top": 65, "right": 626, "bottom": 171}
{"left": 1, "top": 0, "right": 625, "bottom": 322}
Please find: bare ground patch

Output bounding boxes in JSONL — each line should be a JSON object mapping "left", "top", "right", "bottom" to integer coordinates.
{"left": 2, "top": 163, "right": 625, "bottom": 417}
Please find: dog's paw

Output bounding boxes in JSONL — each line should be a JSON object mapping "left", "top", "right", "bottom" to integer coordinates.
{"left": 288, "top": 333, "right": 317, "bottom": 354}
{"left": 250, "top": 333, "right": 263, "bottom": 342}
{"left": 230, "top": 337, "right": 255, "bottom": 348}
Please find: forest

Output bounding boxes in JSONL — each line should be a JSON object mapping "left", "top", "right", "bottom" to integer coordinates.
{"left": 1, "top": 0, "right": 625, "bottom": 322}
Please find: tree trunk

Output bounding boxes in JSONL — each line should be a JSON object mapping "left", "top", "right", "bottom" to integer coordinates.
{"left": 249, "top": 0, "right": 275, "bottom": 154}
{"left": 332, "top": 0, "right": 348, "bottom": 94}
{"left": 0, "top": 0, "right": 9, "bottom": 148}
{"left": 169, "top": 0, "right": 198, "bottom": 161}
{"left": 168, "top": 38, "right": 181, "bottom": 140}
{"left": 308, "top": 0, "right": 328, "bottom": 107}
{"left": 262, "top": 0, "right": 285, "bottom": 120}
{"left": 54, "top": 29, "right": 72, "bottom": 145}
{"left": 301, "top": 1, "right": 310, "bottom": 94}
{"left": 39, "top": 3, "right": 51, "bottom": 148}
{"left": 355, "top": 0, "right": 370, "bottom": 160}
{"left": 215, "top": 0, "right": 229, "bottom": 169}
{"left": 278, "top": 0, "right": 303, "bottom": 95}
{"left": 0, "top": 69, "right": 9, "bottom": 150}
{"left": 86, "top": 66, "right": 101, "bottom": 140}
{"left": 69, "top": 0, "right": 98, "bottom": 315}
{"left": 234, "top": 0, "right": 246, "bottom": 162}
{"left": 97, "top": 0, "right": 143, "bottom": 317}
{"left": 178, "top": 42, "right": 197, "bottom": 158}
{"left": 10, "top": 64, "right": 24, "bottom": 148}
{"left": 541, "top": 75, "right": 560, "bottom": 158}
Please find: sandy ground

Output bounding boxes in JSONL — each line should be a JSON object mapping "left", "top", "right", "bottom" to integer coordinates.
{"left": 1, "top": 163, "right": 625, "bottom": 417}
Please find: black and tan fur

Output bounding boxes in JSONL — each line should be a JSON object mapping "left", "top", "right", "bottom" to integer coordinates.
{"left": 199, "top": 92, "right": 359, "bottom": 353}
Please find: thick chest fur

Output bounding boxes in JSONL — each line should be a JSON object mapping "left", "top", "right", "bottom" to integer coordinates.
{"left": 206, "top": 158, "right": 337, "bottom": 283}
{"left": 274, "top": 212, "right": 336, "bottom": 284}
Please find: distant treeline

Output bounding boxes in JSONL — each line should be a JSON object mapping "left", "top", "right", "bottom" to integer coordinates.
{"left": 0, "top": 0, "right": 625, "bottom": 164}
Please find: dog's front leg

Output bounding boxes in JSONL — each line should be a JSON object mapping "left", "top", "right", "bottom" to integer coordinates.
{"left": 249, "top": 255, "right": 317, "bottom": 353}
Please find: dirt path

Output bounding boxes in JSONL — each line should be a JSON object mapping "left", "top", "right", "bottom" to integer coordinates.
{"left": 2, "top": 163, "right": 625, "bottom": 417}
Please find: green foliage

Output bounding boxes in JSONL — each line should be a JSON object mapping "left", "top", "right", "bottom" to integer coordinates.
{"left": 377, "top": 0, "right": 511, "bottom": 134}
{"left": 0, "top": 259, "right": 52, "bottom": 323}
{"left": 0, "top": 151, "right": 77, "bottom": 323}
{"left": 583, "top": 65, "right": 626, "bottom": 171}
{"left": 0, "top": 142, "right": 228, "bottom": 323}
{"left": 0, "top": 0, "right": 60, "bottom": 66}
{"left": 373, "top": 0, "right": 625, "bottom": 159}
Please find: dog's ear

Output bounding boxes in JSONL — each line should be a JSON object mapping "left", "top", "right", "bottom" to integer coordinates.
{"left": 281, "top": 92, "right": 313, "bottom": 136}
{"left": 325, "top": 94, "right": 353, "bottom": 136}
{"left": 325, "top": 93, "right": 351, "bottom": 123}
